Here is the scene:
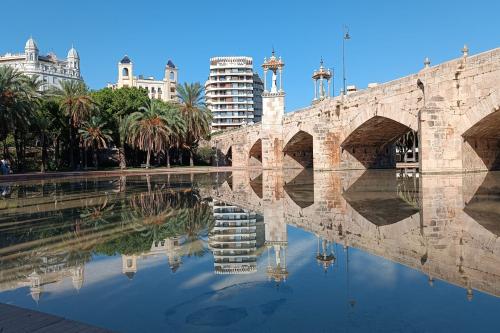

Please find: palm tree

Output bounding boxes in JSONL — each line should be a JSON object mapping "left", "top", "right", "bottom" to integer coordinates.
{"left": 177, "top": 82, "right": 212, "bottom": 166}
{"left": 0, "top": 67, "right": 41, "bottom": 168}
{"left": 52, "top": 80, "right": 94, "bottom": 170}
{"left": 163, "top": 103, "right": 186, "bottom": 167}
{"left": 126, "top": 100, "right": 179, "bottom": 168}
{"left": 79, "top": 116, "right": 113, "bottom": 169}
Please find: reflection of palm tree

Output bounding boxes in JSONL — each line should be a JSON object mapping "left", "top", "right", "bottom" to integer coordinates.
{"left": 179, "top": 201, "right": 214, "bottom": 257}
{"left": 79, "top": 195, "right": 115, "bottom": 228}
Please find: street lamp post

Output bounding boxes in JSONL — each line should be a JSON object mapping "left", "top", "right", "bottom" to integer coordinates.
{"left": 342, "top": 25, "right": 351, "bottom": 96}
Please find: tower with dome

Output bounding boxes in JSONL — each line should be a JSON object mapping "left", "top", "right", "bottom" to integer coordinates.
{"left": 0, "top": 37, "right": 83, "bottom": 90}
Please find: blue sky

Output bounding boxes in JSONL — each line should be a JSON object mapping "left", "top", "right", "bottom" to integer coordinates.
{"left": 1, "top": 0, "right": 498, "bottom": 111}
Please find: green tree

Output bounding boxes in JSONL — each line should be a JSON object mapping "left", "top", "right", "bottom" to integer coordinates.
{"left": 127, "top": 100, "right": 180, "bottom": 168}
{"left": 177, "top": 82, "right": 212, "bottom": 166}
{"left": 0, "top": 67, "right": 42, "bottom": 168}
{"left": 91, "top": 87, "right": 149, "bottom": 169}
{"left": 52, "top": 80, "right": 94, "bottom": 170}
{"left": 79, "top": 116, "right": 113, "bottom": 169}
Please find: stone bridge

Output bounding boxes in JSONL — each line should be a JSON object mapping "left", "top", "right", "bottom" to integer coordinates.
{"left": 202, "top": 169, "right": 500, "bottom": 299}
{"left": 211, "top": 47, "right": 500, "bottom": 173}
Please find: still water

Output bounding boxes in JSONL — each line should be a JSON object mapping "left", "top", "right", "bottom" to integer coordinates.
{"left": 0, "top": 169, "right": 499, "bottom": 332}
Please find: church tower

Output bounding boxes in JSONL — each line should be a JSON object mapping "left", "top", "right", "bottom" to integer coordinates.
{"left": 164, "top": 60, "right": 178, "bottom": 100}
{"left": 261, "top": 50, "right": 285, "bottom": 169}
{"left": 118, "top": 55, "right": 133, "bottom": 88}
{"left": 67, "top": 46, "right": 80, "bottom": 73}
{"left": 25, "top": 37, "right": 38, "bottom": 64}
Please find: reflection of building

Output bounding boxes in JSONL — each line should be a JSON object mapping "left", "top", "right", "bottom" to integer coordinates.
{"left": 316, "top": 236, "right": 336, "bottom": 272}
{"left": 108, "top": 55, "right": 178, "bottom": 102}
{"left": 205, "top": 56, "right": 264, "bottom": 131}
{"left": 0, "top": 37, "right": 82, "bottom": 91}
{"left": 209, "top": 202, "right": 264, "bottom": 274}
{"left": 122, "top": 237, "right": 185, "bottom": 279}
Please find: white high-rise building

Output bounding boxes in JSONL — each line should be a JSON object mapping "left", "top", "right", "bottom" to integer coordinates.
{"left": 205, "top": 56, "right": 263, "bottom": 132}
{"left": 209, "top": 202, "right": 259, "bottom": 274}
{"left": 0, "top": 37, "right": 82, "bottom": 91}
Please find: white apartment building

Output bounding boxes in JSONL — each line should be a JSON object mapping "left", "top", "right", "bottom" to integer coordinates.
{"left": 205, "top": 56, "right": 263, "bottom": 132}
{"left": 0, "top": 37, "right": 82, "bottom": 91}
{"left": 108, "top": 55, "right": 178, "bottom": 102}
{"left": 209, "top": 202, "right": 259, "bottom": 275}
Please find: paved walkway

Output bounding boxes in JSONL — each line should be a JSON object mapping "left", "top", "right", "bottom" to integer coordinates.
{"left": 0, "top": 166, "right": 237, "bottom": 183}
{"left": 0, "top": 303, "right": 114, "bottom": 332}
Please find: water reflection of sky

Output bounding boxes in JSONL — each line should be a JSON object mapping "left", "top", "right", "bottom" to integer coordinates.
{"left": 0, "top": 171, "right": 499, "bottom": 332}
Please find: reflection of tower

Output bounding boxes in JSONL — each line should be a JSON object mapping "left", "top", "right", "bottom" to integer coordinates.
{"left": 151, "top": 238, "right": 183, "bottom": 273}
{"left": 312, "top": 58, "right": 333, "bottom": 102}
{"left": 209, "top": 202, "right": 258, "bottom": 274}
{"left": 122, "top": 255, "right": 138, "bottom": 280}
{"left": 263, "top": 170, "right": 288, "bottom": 283}
{"left": 28, "top": 271, "right": 42, "bottom": 303}
{"left": 71, "top": 265, "right": 84, "bottom": 292}
{"left": 316, "top": 236, "right": 336, "bottom": 273}
{"left": 265, "top": 211, "right": 288, "bottom": 283}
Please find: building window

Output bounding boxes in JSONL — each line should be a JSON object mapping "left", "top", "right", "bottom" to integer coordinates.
{"left": 170, "top": 71, "right": 175, "bottom": 81}
{"left": 122, "top": 68, "right": 129, "bottom": 76}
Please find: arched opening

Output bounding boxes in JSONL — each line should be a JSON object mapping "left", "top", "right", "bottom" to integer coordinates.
{"left": 283, "top": 131, "right": 313, "bottom": 169}
{"left": 223, "top": 146, "right": 233, "bottom": 166}
{"left": 122, "top": 67, "right": 129, "bottom": 77}
{"left": 249, "top": 173, "right": 263, "bottom": 199}
{"left": 248, "top": 139, "right": 262, "bottom": 168}
{"left": 283, "top": 169, "right": 314, "bottom": 209}
{"left": 170, "top": 71, "right": 175, "bottom": 81}
{"left": 341, "top": 116, "right": 417, "bottom": 169}
{"left": 464, "top": 172, "right": 500, "bottom": 236}
{"left": 462, "top": 109, "right": 500, "bottom": 171}
{"left": 343, "top": 170, "right": 420, "bottom": 226}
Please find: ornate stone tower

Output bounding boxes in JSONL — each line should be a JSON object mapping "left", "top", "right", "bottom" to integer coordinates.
{"left": 261, "top": 50, "right": 285, "bottom": 169}
{"left": 164, "top": 60, "right": 178, "bottom": 100}
{"left": 67, "top": 46, "right": 80, "bottom": 72}
{"left": 118, "top": 55, "right": 133, "bottom": 88}
{"left": 312, "top": 58, "right": 333, "bottom": 102}
{"left": 25, "top": 37, "right": 38, "bottom": 64}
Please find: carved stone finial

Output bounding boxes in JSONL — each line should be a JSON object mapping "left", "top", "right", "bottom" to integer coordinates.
{"left": 424, "top": 57, "right": 431, "bottom": 69}
{"left": 462, "top": 44, "right": 469, "bottom": 57}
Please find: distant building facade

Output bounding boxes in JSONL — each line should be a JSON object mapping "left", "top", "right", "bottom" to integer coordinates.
{"left": 205, "top": 56, "right": 263, "bottom": 132}
{"left": 0, "top": 37, "right": 82, "bottom": 91}
{"left": 108, "top": 55, "right": 178, "bottom": 102}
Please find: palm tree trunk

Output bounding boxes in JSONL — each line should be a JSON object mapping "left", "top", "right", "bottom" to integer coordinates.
{"left": 2, "top": 138, "right": 7, "bottom": 159}
{"left": 189, "top": 150, "right": 194, "bottom": 167}
{"left": 40, "top": 133, "right": 46, "bottom": 173}
{"left": 119, "top": 146, "right": 126, "bottom": 169}
{"left": 146, "top": 148, "right": 151, "bottom": 168}
{"left": 69, "top": 122, "right": 75, "bottom": 170}
{"left": 166, "top": 148, "right": 171, "bottom": 168}
{"left": 84, "top": 145, "right": 88, "bottom": 169}
{"left": 54, "top": 136, "right": 60, "bottom": 170}
{"left": 93, "top": 148, "right": 98, "bottom": 169}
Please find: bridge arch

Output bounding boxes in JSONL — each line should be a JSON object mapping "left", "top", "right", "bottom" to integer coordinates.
{"left": 341, "top": 115, "right": 416, "bottom": 169}
{"left": 248, "top": 139, "right": 262, "bottom": 168}
{"left": 283, "top": 130, "right": 314, "bottom": 169}
{"left": 461, "top": 91, "right": 500, "bottom": 170}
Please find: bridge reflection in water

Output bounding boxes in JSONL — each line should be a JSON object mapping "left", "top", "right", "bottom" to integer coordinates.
{"left": 208, "top": 169, "right": 500, "bottom": 300}
{"left": 0, "top": 170, "right": 499, "bottom": 308}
